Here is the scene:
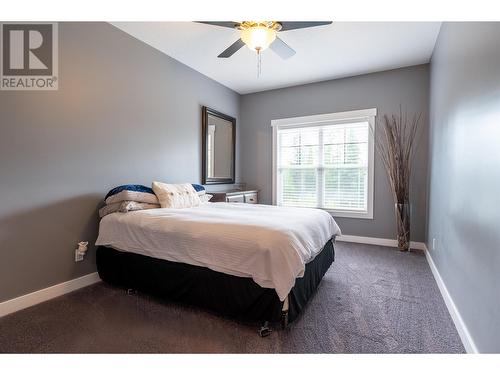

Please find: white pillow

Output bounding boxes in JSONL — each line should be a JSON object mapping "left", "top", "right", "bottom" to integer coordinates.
{"left": 99, "top": 201, "right": 160, "bottom": 218}
{"left": 152, "top": 182, "right": 201, "bottom": 209}
{"left": 105, "top": 190, "right": 159, "bottom": 205}
{"left": 200, "top": 194, "right": 213, "bottom": 203}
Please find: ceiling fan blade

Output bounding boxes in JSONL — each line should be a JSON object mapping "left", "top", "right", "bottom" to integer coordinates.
{"left": 218, "top": 39, "right": 245, "bottom": 58}
{"left": 270, "top": 37, "right": 296, "bottom": 59}
{"left": 279, "top": 21, "right": 332, "bottom": 31}
{"left": 196, "top": 21, "right": 239, "bottom": 29}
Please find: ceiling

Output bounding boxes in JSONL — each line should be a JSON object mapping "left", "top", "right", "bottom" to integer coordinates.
{"left": 112, "top": 22, "right": 441, "bottom": 94}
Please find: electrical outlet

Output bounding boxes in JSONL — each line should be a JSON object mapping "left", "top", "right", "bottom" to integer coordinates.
{"left": 75, "top": 249, "right": 84, "bottom": 262}
{"left": 432, "top": 238, "right": 436, "bottom": 251}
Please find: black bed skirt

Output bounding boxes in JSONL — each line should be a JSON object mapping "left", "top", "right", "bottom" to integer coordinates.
{"left": 96, "top": 239, "right": 335, "bottom": 325}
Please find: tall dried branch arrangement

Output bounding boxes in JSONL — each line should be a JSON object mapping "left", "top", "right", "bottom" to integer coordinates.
{"left": 372, "top": 107, "right": 421, "bottom": 251}
{"left": 374, "top": 107, "right": 421, "bottom": 205}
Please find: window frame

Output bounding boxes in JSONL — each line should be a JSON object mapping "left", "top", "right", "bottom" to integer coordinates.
{"left": 272, "top": 108, "right": 376, "bottom": 219}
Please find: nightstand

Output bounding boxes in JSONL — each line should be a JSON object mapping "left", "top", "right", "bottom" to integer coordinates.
{"left": 208, "top": 190, "right": 258, "bottom": 204}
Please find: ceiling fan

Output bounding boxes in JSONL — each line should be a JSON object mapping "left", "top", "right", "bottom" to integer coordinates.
{"left": 198, "top": 21, "right": 332, "bottom": 76}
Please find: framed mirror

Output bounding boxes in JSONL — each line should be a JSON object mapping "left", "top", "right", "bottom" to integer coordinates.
{"left": 202, "top": 106, "right": 236, "bottom": 185}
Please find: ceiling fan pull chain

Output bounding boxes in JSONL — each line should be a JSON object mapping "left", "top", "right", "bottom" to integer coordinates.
{"left": 257, "top": 49, "right": 262, "bottom": 78}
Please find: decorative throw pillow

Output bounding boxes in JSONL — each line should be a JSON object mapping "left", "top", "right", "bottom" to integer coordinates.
{"left": 152, "top": 182, "right": 202, "bottom": 209}
{"left": 99, "top": 201, "right": 160, "bottom": 218}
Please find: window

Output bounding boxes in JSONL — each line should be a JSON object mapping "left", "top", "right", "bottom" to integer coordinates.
{"left": 272, "top": 109, "right": 375, "bottom": 219}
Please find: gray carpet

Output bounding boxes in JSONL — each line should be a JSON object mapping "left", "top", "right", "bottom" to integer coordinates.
{"left": 0, "top": 242, "right": 465, "bottom": 353}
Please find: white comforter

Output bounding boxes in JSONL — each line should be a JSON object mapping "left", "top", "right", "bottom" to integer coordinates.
{"left": 95, "top": 203, "right": 341, "bottom": 300}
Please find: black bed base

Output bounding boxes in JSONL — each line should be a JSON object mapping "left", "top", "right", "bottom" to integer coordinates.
{"left": 96, "top": 239, "right": 335, "bottom": 326}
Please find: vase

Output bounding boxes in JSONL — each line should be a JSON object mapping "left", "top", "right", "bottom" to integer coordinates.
{"left": 394, "top": 203, "right": 411, "bottom": 251}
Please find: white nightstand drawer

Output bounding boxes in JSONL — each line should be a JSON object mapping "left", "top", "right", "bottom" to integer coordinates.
{"left": 208, "top": 189, "right": 258, "bottom": 204}
{"left": 244, "top": 193, "right": 258, "bottom": 204}
{"left": 226, "top": 194, "right": 245, "bottom": 203}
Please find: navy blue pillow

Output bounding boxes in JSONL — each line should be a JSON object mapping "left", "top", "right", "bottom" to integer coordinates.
{"left": 105, "top": 183, "right": 205, "bottom": 200}
{"left": 191, "top": 184, "right": 206, "bottom": 193}
{"left": 105, "top": 185, "right": 154, "bottom": 200}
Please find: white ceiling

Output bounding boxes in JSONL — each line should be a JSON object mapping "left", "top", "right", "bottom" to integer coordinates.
{"left": 112, "top": 22, "right": 441, "bottom": 94}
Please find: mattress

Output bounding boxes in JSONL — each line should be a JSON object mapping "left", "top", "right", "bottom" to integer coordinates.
{"left": 95, "top": 202, "right": 341, "bottom": 300}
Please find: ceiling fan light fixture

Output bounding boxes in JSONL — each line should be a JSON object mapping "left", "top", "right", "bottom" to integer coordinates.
{"left": 241, "top": 25, "right": 277, "bottom": 53}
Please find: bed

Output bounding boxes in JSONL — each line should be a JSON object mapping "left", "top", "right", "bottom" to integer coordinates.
{"left": 95, "top": 202, "right": 341, "bottom": 333}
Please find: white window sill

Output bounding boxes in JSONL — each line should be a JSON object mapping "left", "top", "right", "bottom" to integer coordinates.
{"left": 277, "top": 204, "right": 373, "bottom": 219}
{"left": 325, "top": 209, "right": 373, "bottom": 220}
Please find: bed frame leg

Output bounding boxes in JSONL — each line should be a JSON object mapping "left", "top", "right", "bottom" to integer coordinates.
{"left": 258, "top": 321, "right": 272, "bottom": 337}
{"left": 281, "top": 311, "right": 289, "bottom": 330}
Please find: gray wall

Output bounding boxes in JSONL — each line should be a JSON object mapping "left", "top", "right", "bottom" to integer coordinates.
{"left": 240, "top": 65, "right": 429, "bottom": 241}
{"left": 427, "top": 23, "right": 500, "bottom": 353}
{"left": 0, "top": 22, "right": 240, "bottom": 303}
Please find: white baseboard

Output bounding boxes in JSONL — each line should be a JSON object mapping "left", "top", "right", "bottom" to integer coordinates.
{"left": 424, "top": 249, "right": 478, "bottom": 353}
{"left": 0, "top": 272, "right": 101, "bottom": 318}
{"left": 336, "top": 234, "right": 426, "bottom": 251}
{"left": 336, "top": 234, "right": 477, "bottom": 353}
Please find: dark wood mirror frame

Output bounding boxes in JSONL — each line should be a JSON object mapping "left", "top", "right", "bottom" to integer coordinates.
{"left": 202, "top": 106, "right": 236, "bottom": 185}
